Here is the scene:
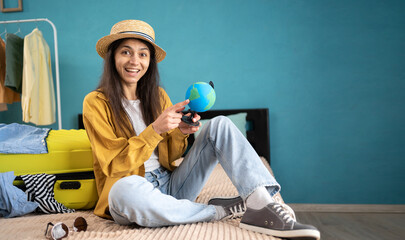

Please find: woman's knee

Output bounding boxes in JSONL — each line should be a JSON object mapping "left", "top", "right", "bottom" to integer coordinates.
{"left": 208, "top": 115, "right": 233, "bottom": 128}
{"left": 208, "top": 116, "right": 237, "bottom": 135}
{"left": 109, "top": 175, "right": 151, "bottom": 207}
{"left": 109, "top": 175, "right": 159, "bottom": 225}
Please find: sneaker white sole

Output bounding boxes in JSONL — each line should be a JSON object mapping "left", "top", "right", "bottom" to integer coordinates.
{"left": 239, "top": 222, "right": 320, "bottom": 240}
{"left": 208, "top": 196, "right": 241, "bottom": 202}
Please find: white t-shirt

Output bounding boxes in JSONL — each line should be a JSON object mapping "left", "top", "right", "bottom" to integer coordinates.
{"left": 123, "top": 99, "right": 161, "bottom": 172}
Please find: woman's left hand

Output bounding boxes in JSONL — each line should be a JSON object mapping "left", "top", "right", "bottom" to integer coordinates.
{"left": 179, "top": 112, "right": 201, "bottom": 134}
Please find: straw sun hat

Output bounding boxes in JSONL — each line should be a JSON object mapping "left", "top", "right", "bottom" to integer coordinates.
{"left": 96, "top": 20, "right": 166, "bottom": 62}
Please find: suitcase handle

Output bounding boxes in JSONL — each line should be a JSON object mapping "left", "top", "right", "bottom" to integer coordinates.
{"left": 60, "top": 181, "right": 81, "bottom": 190}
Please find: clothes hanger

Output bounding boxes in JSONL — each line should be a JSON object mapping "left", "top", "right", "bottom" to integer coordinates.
{"left": 0, "top": 25, "right": 7, "bottom": 38}
{"left": 34, "top": 20, "right": 39, "bottom": 30}
{"left": 14, "top": 23, "right": 22, "bottom": 36}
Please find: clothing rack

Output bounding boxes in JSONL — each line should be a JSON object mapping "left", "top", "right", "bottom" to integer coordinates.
{"left": 0, "top": 18, "right": 62, "bottom": 129}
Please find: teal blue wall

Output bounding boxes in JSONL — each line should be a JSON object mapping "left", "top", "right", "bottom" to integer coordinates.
{"left": 1, "top": 0, "right": 404, "bottom": 204}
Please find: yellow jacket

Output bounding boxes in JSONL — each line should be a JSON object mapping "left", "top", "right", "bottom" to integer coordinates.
{"left": 82, "top": 88, "right": 188, "bottom": 219}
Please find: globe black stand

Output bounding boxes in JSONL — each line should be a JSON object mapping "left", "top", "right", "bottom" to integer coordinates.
{"left": 181, "top": 109, "right": 200, "bottom": 127}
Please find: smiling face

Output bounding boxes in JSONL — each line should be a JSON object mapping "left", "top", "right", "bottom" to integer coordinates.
{"left": 114, "top": 38, "right": 150, "bottom": 97}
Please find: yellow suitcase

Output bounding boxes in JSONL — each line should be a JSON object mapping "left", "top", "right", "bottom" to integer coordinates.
{"left": 0, "top": 129, "right": 98, "bottom": 210}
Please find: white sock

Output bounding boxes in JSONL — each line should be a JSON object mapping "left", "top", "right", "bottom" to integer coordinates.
{"left": 246, "top": 186, "right": 274, "bottom": 210}
{"left": 213, "top": 205, "right": 227, "bottom": 220}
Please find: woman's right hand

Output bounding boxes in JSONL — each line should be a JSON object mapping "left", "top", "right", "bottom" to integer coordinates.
{"left": 152, "top": 99, "right": 190, "bottom": 135}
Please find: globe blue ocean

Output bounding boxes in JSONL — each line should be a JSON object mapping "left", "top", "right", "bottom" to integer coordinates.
{"left": 185, "top": 82, "right": 216, "bottom": 112}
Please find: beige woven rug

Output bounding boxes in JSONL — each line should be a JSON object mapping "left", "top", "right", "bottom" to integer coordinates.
{"left": 0, "top": 159, "right": 282, "bottom": 240}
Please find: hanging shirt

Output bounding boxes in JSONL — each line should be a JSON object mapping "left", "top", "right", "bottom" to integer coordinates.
{"left": 4, "top": 33, "right": 24, "bottom": 94}
{"left": 22, "top": 28, "right": 56, "bottom": 125}
{"left": 0, "top": 37, "right": 20, "bottom": 110}
{"left": 123, "top": 98, "right": 161, "bottom": 172}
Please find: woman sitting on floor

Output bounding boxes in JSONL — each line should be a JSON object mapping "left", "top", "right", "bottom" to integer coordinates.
{"left": 82, "top": 19, "right": 320, "bottom": 240}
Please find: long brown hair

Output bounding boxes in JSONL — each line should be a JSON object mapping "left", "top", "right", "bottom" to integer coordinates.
{"left": 96, "top": 38, "right": 162, "bottom": 136}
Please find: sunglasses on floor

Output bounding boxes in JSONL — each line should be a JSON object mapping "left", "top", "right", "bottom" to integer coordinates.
{"left": 45, "top": 217, "right": 87, "bottom": 240}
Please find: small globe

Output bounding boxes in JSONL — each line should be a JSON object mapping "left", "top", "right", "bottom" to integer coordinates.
{"left": 185, "top": 82, "right": 216, "bottom": 112}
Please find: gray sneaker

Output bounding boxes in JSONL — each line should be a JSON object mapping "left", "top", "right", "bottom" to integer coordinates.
{"left": 208, "top": 196, "right": 246, "bottom": 219}
{"left": 240, "top": 203, "right": 320, "bottom": 240}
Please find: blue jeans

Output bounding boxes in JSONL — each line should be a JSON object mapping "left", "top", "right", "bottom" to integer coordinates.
{"left": 108, "top": 116, "right": 280, "bottom": 227}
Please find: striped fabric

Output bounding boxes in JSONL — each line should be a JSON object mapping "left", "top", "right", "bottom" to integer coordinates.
{"left": 21, "top": 173, "right": 74, "bottom": 214}
{"left": 119, "top": 31, "right": 155, "bottom": 42}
